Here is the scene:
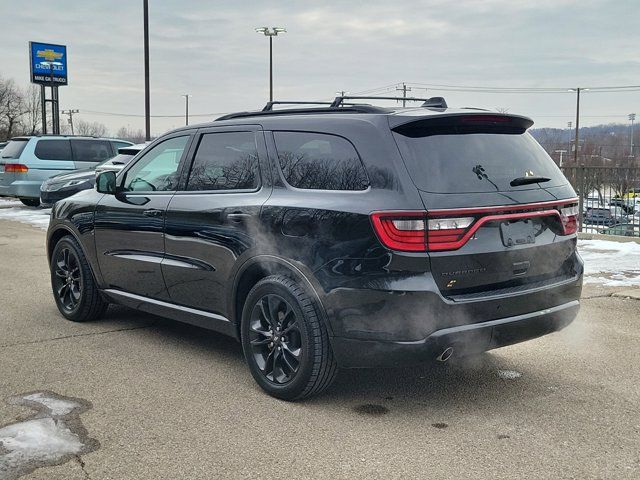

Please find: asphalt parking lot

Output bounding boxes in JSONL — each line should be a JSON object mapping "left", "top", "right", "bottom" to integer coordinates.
{"left": 1, "top": 219, "right": 639, "bottom": 479}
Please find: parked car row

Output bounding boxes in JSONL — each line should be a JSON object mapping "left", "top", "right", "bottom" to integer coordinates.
{"left": 0, "top": 135, "right": 133, "bottom": 206}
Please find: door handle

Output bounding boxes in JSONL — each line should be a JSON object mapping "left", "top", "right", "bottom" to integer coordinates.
{"left": 226, "top": 212, "right": 251, "bottom": 223}
{"left": 143, "top": 208, "right": 163, "bottom": 217}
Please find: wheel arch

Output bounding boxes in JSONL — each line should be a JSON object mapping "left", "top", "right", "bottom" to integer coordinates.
{"left": 231, "top": 255, "right": 333, "bottom": 340}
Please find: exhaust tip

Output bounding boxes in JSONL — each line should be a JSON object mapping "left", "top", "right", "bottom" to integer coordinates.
{"left": 436, "top": 346, "right": 454, "bottom": 362}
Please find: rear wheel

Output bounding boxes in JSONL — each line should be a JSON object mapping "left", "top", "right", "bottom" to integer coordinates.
{"left": 51, "top": 236, "right": 108, "bottom": 322}
{"left": 241, "top": 275, "right": 337, "bottom": 400}
{"left": 20, "top": 198, "right": 40, "bottom": 207}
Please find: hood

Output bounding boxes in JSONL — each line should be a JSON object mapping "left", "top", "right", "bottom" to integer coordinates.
{"left": 46, "top": 168, "right": 95, "bottom": 183}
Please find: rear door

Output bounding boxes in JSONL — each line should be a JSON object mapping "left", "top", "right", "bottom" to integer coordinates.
{"left": 163, "top": 125, "right": 270, "bottom": 317}
{"left": 391, "top": 114, "right": 580, "bottom": 296}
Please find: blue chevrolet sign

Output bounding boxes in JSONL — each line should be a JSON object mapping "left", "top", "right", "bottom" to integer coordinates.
{"left": 29, "top": 41, "right": 68, "bottom": 85}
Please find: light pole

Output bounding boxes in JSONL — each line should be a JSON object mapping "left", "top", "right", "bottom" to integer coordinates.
{"left": 255, "top": 27, "right": 286, "bottom": 102}
{"left": 182, "top": 94, "right": 191, "bottom": 126}
{"left": 568, "top": 88, "right": 589, "bottom": 165}
{"left": 629, "top": 113, "right": 636, "bottom": 157}
{"left": 40, "top": 61, "right": 63, "bottom": 134}
{"left": 143, "top": 0, "right": 151, "bottom": 141}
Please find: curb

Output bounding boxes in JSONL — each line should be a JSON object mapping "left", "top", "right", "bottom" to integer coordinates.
{"left": 578, "top": 232, "right": 640, "bottom": 245}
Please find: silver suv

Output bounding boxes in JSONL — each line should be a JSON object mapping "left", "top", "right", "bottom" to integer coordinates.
{"left": 0, "top": 136, "right": 132, "bottom": 206}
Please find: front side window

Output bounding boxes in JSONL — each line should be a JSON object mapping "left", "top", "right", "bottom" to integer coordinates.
{"left": 122, "top": 136, "right": 189, "bottom": 192}
{"left": 34, "top": 140, "right": 72, "bottom": 161}
{"left": 186, "top": 132, "right": 259, "bottom": 191}
{"left": 274, "top": 132, "right": 369, "bottom": 191}
{"left": 71, "top": 140, "right": 113, "bottom": 162}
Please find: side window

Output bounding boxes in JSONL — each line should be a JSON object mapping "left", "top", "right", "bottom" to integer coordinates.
{"left": 34, "top": 140, "right": 72, "bottom": 161}
{"left": 274, "top": 132, "right": 369, "bottom": 190}
{"left": 122, "top": 136, "right": 189, "bottom": 192}
{"left": 71, "top": 140, "right": 113, "bottom": 162}
{"left": 186, "top": 132, "right": 260, "bottom": 191}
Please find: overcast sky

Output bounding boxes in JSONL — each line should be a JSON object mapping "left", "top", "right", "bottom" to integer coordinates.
{"left": 1, "top": 0, "right": 638, "bottom": 135}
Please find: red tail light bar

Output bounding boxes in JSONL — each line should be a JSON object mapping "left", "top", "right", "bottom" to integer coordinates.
{"left": 3, "top": 163, "right": 29, "bottom": 173}
{"left": 371, "top": 198, "right": 579, "bottom": 252}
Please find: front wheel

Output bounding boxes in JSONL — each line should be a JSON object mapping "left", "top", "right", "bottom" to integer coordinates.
{"left": 241, "top": 275, "right": 337, "bottom": 400}
{"left": 51, "top": 236, "right": 108, "bottom": 322}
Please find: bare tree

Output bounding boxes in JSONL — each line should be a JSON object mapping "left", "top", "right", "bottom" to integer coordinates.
{"left": 19, "top": 85, "right": 42, "bottom": 135}
{"left": 74, "top": 119, "right": 109, "bottom": 137}
{"left": 0, "top": 78, "right": 26, "bottom": 140}
{"left": 115, "top": 126, "right": 147, "bottom": 143}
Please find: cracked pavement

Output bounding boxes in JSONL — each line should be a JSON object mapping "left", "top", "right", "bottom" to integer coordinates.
{"left": 0, "top": 219, "right": 639, "bottom": 479}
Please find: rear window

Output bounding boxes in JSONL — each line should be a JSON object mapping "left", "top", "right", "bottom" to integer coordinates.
{"left": 1, "top": 139, "right": 29, "bottom": 159}
{"left": 34, "top": 140, "right": 72, "bottom": 161}
{"left": 274, "top": 132, "right": 369, "bottom": 191}
{"left": 101, "top": 153, "right": 135, "bottom": 166}
{"left": 71, "top": 140, "right": 113, "bottom": 162}
{"left": 393, "top": 116, "right": 567, "bottom": 194}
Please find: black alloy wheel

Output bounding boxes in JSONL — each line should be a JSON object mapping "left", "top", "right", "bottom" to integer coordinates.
{"left": 50, "top": 236, "right": 108, "bottom": 322}
{"left": 248, "top": 294, "right": 302, "bottom": 384}
{"left": 53, "top": 246, "right": 82, "bottom": 312}
{"left": 241, "top": 275, "right": 337, "bottom": 400}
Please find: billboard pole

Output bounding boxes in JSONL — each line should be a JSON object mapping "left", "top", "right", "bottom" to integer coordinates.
{"left": 143, "top": 0, "right": 151, "bottom": 141}
{"left": 40, "top": 85, "right": 47, "bottom": 134}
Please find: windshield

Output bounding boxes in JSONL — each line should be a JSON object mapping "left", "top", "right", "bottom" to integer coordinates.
{"left": 393, "top": 122, "right": 566, "bottom": 194}
{"left": 99, "top": 152, "right": 135, "bottom": 167}
{"left": 0, "top": 139, "right": 29, "bottom": 159}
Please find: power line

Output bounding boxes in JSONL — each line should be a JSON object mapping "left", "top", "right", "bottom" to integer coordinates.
{"left": 81, "top": 109, "right": 228, "bottom": 118}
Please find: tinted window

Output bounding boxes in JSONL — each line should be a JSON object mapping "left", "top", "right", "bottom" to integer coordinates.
{"left": 0, "top": 139, "right": 29, "bottom": 159}
{"left": 274, "top": 132, "right": 369, "bottom": 190}
{"left": 186, "top": 132, "right": 259, "bottom": 191}
{"left": 393, "top": 120, "right": 567, "bottom": 194}
{"left": 123, "top": 136, "right": 189, "bottom": 192}
{"left": 111, "top": 141, "right": 131, "bottom": 151}
{"left": 71, "top": 140, "right": 113, "bottom": 162}
{"left": 34, "top": 140, "right": 72, "bottom": 161}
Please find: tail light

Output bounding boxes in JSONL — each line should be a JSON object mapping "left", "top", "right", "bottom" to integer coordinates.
{"left": 371, "top": 199, "right": 579, "bottom": 253}
{"left": 4, "top": 163, "right": 29, "bottom": 173}
{"left": 559, "top": 204, "right": 579, "bottom": 235}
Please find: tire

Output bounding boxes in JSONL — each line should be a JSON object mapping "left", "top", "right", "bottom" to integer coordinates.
{"left": 20, "top": 198, "right": 40, "bottom": 207}
{"left": 241, "top": 275, "right": 337, "bottom": 400}
{"left": 50, "top": 236, "right": 108, "bottom": 322}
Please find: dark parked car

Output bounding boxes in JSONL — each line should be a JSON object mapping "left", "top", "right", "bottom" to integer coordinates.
{"left": 46, "top": 97, "right": 583, "bottom": 400}
{"left": 584, "top": 207, "right": 627, "bottom": 227}
{"left": 40, "top": 144, "right": 145, "bottom": 207}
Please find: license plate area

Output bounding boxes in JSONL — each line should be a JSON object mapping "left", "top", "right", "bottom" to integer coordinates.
{"left": 500, "top": 219, "right": 535, "bottom": 247}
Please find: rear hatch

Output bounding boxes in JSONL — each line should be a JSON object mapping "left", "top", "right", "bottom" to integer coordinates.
{"left": 390, "top": 113, "right": 579, "bottom": 297}
{"left": 0, "top": 138, "right": 30, "bottom": 187}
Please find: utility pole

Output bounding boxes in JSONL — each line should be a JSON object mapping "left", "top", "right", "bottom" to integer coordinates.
{"left": 62, "top": 109, "right": 79, "bottom": 135}
{"left": 143, "top": 0, "right": 151, "bottom": 140}
{"left": 554, "top": 149, "right": 567, "bottom": 167}
{"left": 182, "top": 94, "right": 191, "bottom": 126}
{"left": 569, "top": 88, "right": 588, "bottom": 164}
{"left": 396, "top": 82, "right": 412, "bottom": 107}
{"left": 629, "top": 113, "right": 636, "bottom": 157}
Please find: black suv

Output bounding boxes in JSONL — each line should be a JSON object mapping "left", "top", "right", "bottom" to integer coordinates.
{"left": 46, "top": 96, "right": 583, "bottom": 400}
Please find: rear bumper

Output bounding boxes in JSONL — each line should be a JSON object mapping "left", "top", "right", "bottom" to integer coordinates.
{"left": 332, "top": 300, "right": 579, "bottom": 368}
{"left": 0, "top": 181, "right": 42, "bottom": 199}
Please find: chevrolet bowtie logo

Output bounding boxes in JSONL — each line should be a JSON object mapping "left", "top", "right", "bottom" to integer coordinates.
{"left": 36, "top": 49, "right": 63, "bottom": 62}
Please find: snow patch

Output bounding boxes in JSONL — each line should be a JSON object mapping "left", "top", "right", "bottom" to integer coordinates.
{"left": 578, "top": 239, "right": 640, "bottom": 287}
{"left": 0, "top": 391, "right": 98, "bottom": 480}
{"left": 0, "top": 204, "right": 50, "bottom": 229}
{"left": 497, "top": 369, "right": 522, "bottom": 379}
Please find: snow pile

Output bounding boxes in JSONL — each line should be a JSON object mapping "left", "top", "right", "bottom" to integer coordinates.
{"left": 0, "top": 204, "right": 50, "bottom": 229}
{"left": 579, "top": 239, "right": 640, "bottom": 287}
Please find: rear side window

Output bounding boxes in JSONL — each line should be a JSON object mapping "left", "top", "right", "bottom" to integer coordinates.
{"left": 274, "top": 132, "right": 369, "bottom": 191}
{"left": 34, "top": 140, "right": 72, "bottom": 161}
{"left": 393, "top": 116, "right": 567, "bottom": 194}
{"left": 186, "top": 132, "right": 260, "bottom": 191}
{"left": 71, "top": 140, "right": 113, "bottom": 162}
{"left": 0, "top": 139, "right": 29, "bottom": 159}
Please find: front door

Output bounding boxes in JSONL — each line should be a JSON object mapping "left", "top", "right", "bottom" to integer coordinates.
{"left": 163, "top": 126, "right": 270, "bottom": 317}
{"left": 94, "top": 133, "right": 193, "bottom": 299}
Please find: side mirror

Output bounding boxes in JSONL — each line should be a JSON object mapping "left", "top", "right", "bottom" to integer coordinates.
{"left": 96, "top": 170, "right": 117, "bottom": 194}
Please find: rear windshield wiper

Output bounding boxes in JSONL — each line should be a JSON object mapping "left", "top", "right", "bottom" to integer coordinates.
{"left": 510, "top": 176, "right": 551, "bottom": 187}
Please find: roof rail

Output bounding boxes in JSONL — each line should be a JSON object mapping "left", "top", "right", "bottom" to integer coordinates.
{"left": 330, "top": 95, "right": 433, "bottom": 108}
{"left": 262, "top": 101, "right": 334, "bottom": 111}
{"left": 216, "top": 104, "right": 389, "bottom": 121}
